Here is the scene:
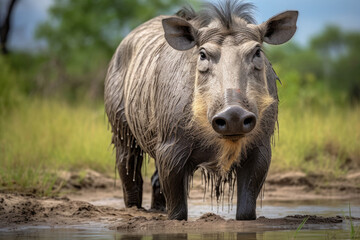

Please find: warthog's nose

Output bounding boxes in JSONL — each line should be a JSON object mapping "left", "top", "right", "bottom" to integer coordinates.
{"left": 212, "top": 106, "right": 257, "bottom": 136}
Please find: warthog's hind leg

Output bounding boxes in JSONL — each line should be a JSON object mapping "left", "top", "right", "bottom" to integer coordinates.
{"left": 150, "top": 168, "right": 166, "bottom": 211}
{"left": 116, "top": 146, "right": 143, "bottom": 208}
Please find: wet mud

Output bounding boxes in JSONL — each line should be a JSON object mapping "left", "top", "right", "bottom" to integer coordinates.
{"left": 0, "top": 169, "right": 360, "bottom": 233}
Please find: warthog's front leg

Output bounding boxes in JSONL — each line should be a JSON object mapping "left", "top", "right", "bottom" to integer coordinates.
{"left": 235, "top": 138, "right": 271, "bottom": 220}
{"left": 160, "top": 168, "right": 188, "bottom": 220}
{"left": 156, "top": 143, "right": 192, "bottom": 220}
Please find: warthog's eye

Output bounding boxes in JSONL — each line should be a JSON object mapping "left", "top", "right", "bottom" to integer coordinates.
{"left": 198, "top": 48, "right": 210, "bottom": 73}
{"left": 255, "top": 49, "right": 261, "bottom": 58}
{"left": 253, "top": 47, "right": 263, "bottom": 70}
{"left": 199, "top": 50, "right": 207, "bottom": 61}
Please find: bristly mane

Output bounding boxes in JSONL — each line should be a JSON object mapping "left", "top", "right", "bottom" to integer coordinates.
{"left": 176, "top": 0, "right": 256, "bottom": 29}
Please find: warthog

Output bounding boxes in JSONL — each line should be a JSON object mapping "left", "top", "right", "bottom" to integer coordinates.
{"left": 105, "top": 0, "right": 298, "bottom": 220}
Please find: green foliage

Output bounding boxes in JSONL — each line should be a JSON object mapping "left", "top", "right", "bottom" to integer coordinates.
{"left": 265, "top": 26, "right": 360, "bottom": 176}
{"left": 267, "top": 25, "right": 360, "bottom": 105}
{"left": 311, "top": 26, "right": 360, "bottom": 103}
{"left": 36, "top": 0, "right": 187, "bottom": 55}
{"left": 0, "top": 57, "right": 21, "bottom": 114}
{"left": 35, "top": 0, "right": 190, "bottom": 101}
{"left": 0, "top": 99, "right": 114, "bottom": 195}
{"left": 310, "top": 25, "right": 345, "bottom": 55}
{"left": 1, "top": 98, "right": 358, "bottom": 195}
{"left": 271, "top": 105, "right": 360, "bottom": 176}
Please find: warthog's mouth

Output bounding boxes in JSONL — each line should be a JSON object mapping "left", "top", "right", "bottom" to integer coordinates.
{"left": 220, "top": 134, "right": 244, "bottom": 141}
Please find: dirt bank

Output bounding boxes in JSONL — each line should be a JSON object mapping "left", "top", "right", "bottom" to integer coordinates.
{"left": 0, "top": 192, "right": 349, "bottom": 232}
{"left": 0, "top": 169, "right": 359, "bottom": 232}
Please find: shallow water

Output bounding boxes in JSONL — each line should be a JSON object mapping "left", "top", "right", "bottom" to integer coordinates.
{"left": 89, "top": 196, "right": 360, "bottom": 220}
{"left": 1, "top": 199, "right": 359, "bottom": 240}
{"left": 0, "top": 227, "right": 359, "bottom": 240}
{"left": 188, "top": 199, "right": 360, "bottom": 220}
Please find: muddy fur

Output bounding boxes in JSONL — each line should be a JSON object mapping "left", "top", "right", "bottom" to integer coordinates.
{"left": 105, "top": 0, "right": 297, "bottom": 220}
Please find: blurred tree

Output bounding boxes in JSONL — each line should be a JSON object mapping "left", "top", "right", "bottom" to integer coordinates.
{"left": 266, "top": 42, "right": 324, "bottom": 84}
{"left": 267, "top": 26, "right": 360, "bottom": 105}
{"left": 0, "top": 0, "right": 18, "bottom": 54}
{"left": 310, "top": 26, "right": 345, "bottom": 57}
{"left": 311, "top": 26, "right": 360, "bottom": 102}
{"left": 35, "top": 0, "right": 192, "bottom": 101}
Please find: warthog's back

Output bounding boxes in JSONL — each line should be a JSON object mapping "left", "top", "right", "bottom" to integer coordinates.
{"left": 105, "top": 16, "right": 194, "bottom": 158}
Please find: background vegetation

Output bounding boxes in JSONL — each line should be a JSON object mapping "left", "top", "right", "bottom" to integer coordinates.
{"left": 0, "top": 0, "right": 359, "bottom": 195}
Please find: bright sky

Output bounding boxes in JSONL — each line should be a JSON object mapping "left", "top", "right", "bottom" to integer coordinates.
{"left": 7, "top": 0, "right": 360, "bottom": 51}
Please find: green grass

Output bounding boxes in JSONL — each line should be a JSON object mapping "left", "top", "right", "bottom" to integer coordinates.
{"left": 0, "top": 99, "right": 114, "bottom": 195}
{"left": 271, "top": 104, "right": 360, "bottom": 177}
{"left": 343, "top": 204, "right": 360, "bottom": 239}
{"left": 0, "top": 97, "right": 359, "bottom": 195}
{"left": 292, "top": 216, "right": 309, "bottom": 239}
{"left": 287, "top": 206, "right": 360, "bottom": 239}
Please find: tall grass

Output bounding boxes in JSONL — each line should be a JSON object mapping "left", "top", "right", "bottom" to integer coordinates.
{"left": 0, "top": 96, "right": 359, "bottom": 195}
{"left": 0, "top": 99, "right": 114, "bottom": 194}
{"left": 271, "top": 104, "right": 360, "bottom": 176}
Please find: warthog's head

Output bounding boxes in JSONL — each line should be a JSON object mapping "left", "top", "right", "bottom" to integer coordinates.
{"left": 162, "top": 2, "right": 298, "bottom": 172}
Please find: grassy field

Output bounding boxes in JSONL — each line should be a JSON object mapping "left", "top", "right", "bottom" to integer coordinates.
{"left": 0, "top": 99, "right": 114, "bottom": 195}
{"left": 272, "top": 104, "right": 360, "bottom": 176}
{"left": 0, "top": 98, "right": 359, "bottom": 195}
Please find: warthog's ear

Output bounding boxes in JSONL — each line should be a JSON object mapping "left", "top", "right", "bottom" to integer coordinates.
{"left": 260, "top": 11, "right": 298, "bottom": 45}
{"left": 162, "top": 17, "right": 198, "bottom": 51}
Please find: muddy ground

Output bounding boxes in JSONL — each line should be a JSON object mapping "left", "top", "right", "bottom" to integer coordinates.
{"left": 1, "top": 170, "right": 360, "bottom": 233}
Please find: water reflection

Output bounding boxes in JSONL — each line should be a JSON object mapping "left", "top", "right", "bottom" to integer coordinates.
{"left": 0, "top": 228, "right": 357, "bottom": 240}
{"left": 114, "top": 232, "right": 258, "bottom": 240}
{"left": 187, "top": 200, "right": 360, "bottom": 220}
{"left": 112, "top": 230, "right": 353, "bottom": 240}
{"left": 99, "top": 232, "right": 262, "bottom": 240}
{"left": 117, "top": 233, "right": 189, "bottom": 240}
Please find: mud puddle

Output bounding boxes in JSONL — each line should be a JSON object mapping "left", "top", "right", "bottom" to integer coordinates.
{"left": 188, "top": 199, "right": 360, "bottom": 220}
{"left": 1, "top": 170, "right": 360, "bottom": 239}
{"left": 88, "top": 196, "right": 360, "bottom": 220}
{"left": 0, "top": 217, "right": 359, "bottom": 240}
{"left": 0, "top": 228, "right": 358, "bottom": 240}
{"left": 1, "top": 196, "right": 359, "bottom": 240}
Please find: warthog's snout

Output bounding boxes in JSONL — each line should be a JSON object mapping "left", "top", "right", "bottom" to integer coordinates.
{"left": 212, "top": 106, "right": 257, "bottom": 138}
